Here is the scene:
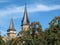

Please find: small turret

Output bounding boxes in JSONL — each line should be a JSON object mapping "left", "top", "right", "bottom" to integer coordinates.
{"left": 7, "top": 18, "right": 16, "bottom": 39}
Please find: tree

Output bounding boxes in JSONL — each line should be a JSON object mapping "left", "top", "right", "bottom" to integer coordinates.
{"left": 46, "top": 16, "right": 60, "bottom": 45}
{"left": 0, "top": 33, "right": 6, "bottom": 45}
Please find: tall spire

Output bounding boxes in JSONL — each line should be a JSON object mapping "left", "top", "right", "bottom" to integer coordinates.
{"left": 21, "top": 4, "right": 30, "bottom": 26}
{"left": 9, "top": 18, "right": 15, "bottom": 29}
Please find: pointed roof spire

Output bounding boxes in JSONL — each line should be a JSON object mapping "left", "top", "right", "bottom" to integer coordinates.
{"left": 21, "top": 4, "right": 30, "bottom": 26}
{"left": 7, "top": 18, "right": 16, "bottom": 32}
{"left": 9, "top": 18, "right": 15, "bottom": 29}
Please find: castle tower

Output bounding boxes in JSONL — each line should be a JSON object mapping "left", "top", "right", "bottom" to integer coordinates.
{"left": 7, "top": 18, "right": 16, "bottom": 39}
{"left": 21, "top": 5, "right": 30, "bottom": 31}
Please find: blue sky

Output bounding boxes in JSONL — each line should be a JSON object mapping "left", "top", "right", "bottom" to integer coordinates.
{"left": 0, "top": 0, "right": 60, "bottom": 36}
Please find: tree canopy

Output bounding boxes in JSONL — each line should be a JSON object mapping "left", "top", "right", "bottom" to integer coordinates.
{"left": 0, "top": 16, "right": 60, "bottom": 45}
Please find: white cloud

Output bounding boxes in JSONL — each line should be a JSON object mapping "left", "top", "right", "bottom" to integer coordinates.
{"left": 0, "top": 4, "right": 60, "bottom": 18}
{"left": 28, "top": 4, "right": 60, "bottom": 12}
{"left": 0, "top": 6, "right": 24, "bottom": 17}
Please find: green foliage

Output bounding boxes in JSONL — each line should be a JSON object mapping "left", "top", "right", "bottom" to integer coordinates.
{"left": 1, "top": 16, "right": 60, "bottom": 45}
{"left": 0, "top": 35, "right": 5, "bottom": 45}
